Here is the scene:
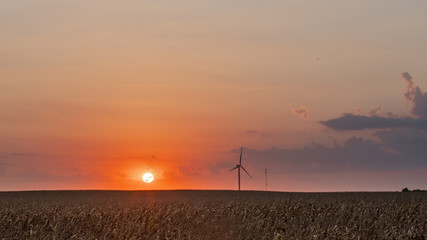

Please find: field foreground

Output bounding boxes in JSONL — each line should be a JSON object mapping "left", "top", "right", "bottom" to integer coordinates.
{"left": 1, "top": 190, "right": 427, "bottom": 239}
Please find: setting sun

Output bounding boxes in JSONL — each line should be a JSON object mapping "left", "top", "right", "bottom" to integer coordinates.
{"left": 142, "top": 172, "right": 154, "bottom": 183}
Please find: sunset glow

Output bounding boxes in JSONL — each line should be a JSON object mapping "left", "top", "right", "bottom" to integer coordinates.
{"left": 2, "top": 1, "right": 427, "bottom": 192}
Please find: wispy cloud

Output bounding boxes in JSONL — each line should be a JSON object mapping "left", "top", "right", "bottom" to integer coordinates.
{"left": 178, "top": 166, "right": 201, "bottom": 177}
{"left": 1, "top": 170, "right": 111, "bottom": 185}
{"left": 246, "top": 130, "right": 269, "bottom": 137}
{"left": 368, "top": 106, "right": 381, "bottom": 116}
{"left": 0, "top": 152, "right": 34, "bottom": 159}
{"left": 291, "top": 106, "right": 308, "bottom": 119}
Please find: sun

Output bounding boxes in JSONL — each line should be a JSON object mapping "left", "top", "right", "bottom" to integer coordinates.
{"left": 142, "top": 172, "right": 154, "bottom": 183}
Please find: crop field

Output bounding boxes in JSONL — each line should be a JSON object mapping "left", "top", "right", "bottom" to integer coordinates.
{"left": 1, "top": 190, "right": 427, "bottom": 239}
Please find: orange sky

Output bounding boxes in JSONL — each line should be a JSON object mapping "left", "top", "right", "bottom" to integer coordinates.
{"left": 2, "top": 1, "right": 427, "bottom": 191}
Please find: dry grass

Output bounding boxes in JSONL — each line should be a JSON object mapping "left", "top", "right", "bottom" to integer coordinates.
{"left": 0, "top": 190, "right": 426, "bottom": 239}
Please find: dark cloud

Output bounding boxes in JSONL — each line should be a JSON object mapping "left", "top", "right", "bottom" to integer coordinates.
{"left": 234, "top": 134, "right": 427, "bottom": 174}
{"left": 213, "top": 127, "right": 427, "bottom": 176}
{"left": 401, "top": 72, "right": 427, "bottom": 117}
{"left": 384, "top": 112, "right": 398, "bottom": 118}
{"left": 206, "top": 73, "right": 427, "bottom": 177}
{"left": 291, "top": 106, "right": 308, "bottom": 119}
{"left": 320, "top": 114, "right": 427, "bottom": 130}
{"left": 306, "top": 71, "right": 427, "bottom": 174}
{"left": 321, "top": 73, "right": 427, "bottom": 131}
{"left": 374, "top": 129, "right": 427, "bottom": 167}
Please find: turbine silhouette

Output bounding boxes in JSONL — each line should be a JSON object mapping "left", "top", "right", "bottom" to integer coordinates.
{"left": 229, "top": 147, "right": 252, "bottom": 191}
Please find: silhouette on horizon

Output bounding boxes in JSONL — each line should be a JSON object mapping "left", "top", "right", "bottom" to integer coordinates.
{"left": 229, "top": 147, "right": 252, "bottom": 191}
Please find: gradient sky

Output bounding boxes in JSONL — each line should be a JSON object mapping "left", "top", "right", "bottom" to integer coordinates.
{"left": 2, "top": 1, "right": 427, "bottom": 191}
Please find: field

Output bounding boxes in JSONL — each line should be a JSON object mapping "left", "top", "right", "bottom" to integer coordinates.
{"left": 1, "top": 190, "right": 427, "bottom": 239}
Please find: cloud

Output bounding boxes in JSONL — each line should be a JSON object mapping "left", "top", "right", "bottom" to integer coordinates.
{"left": 178, "top": 166, "right": 201, "bottom": 177}
{"left": 308, "top": 73, "right": 427, "bottom": 175}
{"left": 401, "top": 72, "right": 427, "bottom": 117}
{"left": 207, "top": 161, "right": 232, "bottom": 175}
{"left": 374, "top": 128, "right": 427, "bottom": 166}
{"left": 246, "top": 130, "right": 269, "bottom": 137}
{"left": 368, "top": 106, "right": 381, "bottom": 116}
{"left": 209, "top": 73, "right": 427, "bottom": 178}
{"left": 355, "top": 107, "right": 361, "bottom": 115}
{"left": 320, "top": 72, "right": 427, "bottom": 130}
{"left": 158, "top": 167, "right": 202, "bottom": 182}
{"left": 217, "top": 128, "right": 427, "bottom": 175}
{"left": 247, "top": 130, "right": 257, "bottom": 134}
{"left": 116, "top": 171, "right": 130, "bottom": 181}
{"left": 0, "top": 152, "right": 34, "bottom": 159}
{"left": 320, "top": 114, "right": 427, "bottom": 130}
{"left": 291, "top": 106, "right": 308, "bottom": 119}
{"left": 160, "top": 170, "right": 182, "bottom": 182}
{"left": 402, "top": 72, "right": 419, "bottom": 103}
{"left": 320, "top": 72, "right": 427, "bottom": 131}
{"left": 1, "top": 170, "right": 111, "bottom": 185}
{"left": 237, "top": 137, "right": 408, "bottom": 174}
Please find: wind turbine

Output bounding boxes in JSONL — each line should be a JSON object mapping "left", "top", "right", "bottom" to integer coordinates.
{"left": 265, "top": 169, "right": 268, "bottom": 191}
{"left": 229, "top": 147, "right": 252, "bottom": 191}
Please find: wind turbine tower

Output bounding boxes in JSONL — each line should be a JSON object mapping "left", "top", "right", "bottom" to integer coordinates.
{"left": 229, "top": 147, "right": 252, "bottom": 191}
{"left": 265, "top": 169, "right": 268, "bottom": 191}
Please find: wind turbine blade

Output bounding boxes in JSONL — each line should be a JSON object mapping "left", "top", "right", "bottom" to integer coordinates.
{"left": 229, "top": 166, "right": 238, "bottom": 172}
{"left": 239, "top": 147, "right": 242, "bottom": 165}
{"left": 241, "top": 166, "right": 252, "bottom": 178}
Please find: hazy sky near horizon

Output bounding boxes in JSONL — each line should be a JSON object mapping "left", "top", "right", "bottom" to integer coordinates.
{"left": 2, "top": 1, "right": 427, "bottom": 191}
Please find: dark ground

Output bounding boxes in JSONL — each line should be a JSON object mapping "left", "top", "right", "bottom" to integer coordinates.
{"left": 1, "top": 190, "right": 426, "bottom": 239}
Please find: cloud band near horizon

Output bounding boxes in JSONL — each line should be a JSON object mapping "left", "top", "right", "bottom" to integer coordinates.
{"left": 319, "top": 114, "right": 427, "bottom": 130}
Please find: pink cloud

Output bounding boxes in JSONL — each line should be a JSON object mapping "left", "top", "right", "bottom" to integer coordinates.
{"left": 291, "top": 106, "right": 308, "bottom": 119}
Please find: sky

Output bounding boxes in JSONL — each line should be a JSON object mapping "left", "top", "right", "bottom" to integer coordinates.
{"left": 2, "top": 0, "right": 427, "bottom": 191}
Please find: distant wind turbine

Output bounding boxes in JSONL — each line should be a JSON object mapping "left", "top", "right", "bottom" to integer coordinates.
{"left": 229, "top": 147, "right": 252, "bottom": 191}
{"left": 265, "top": 169, "right": 268, "bottom": 191}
